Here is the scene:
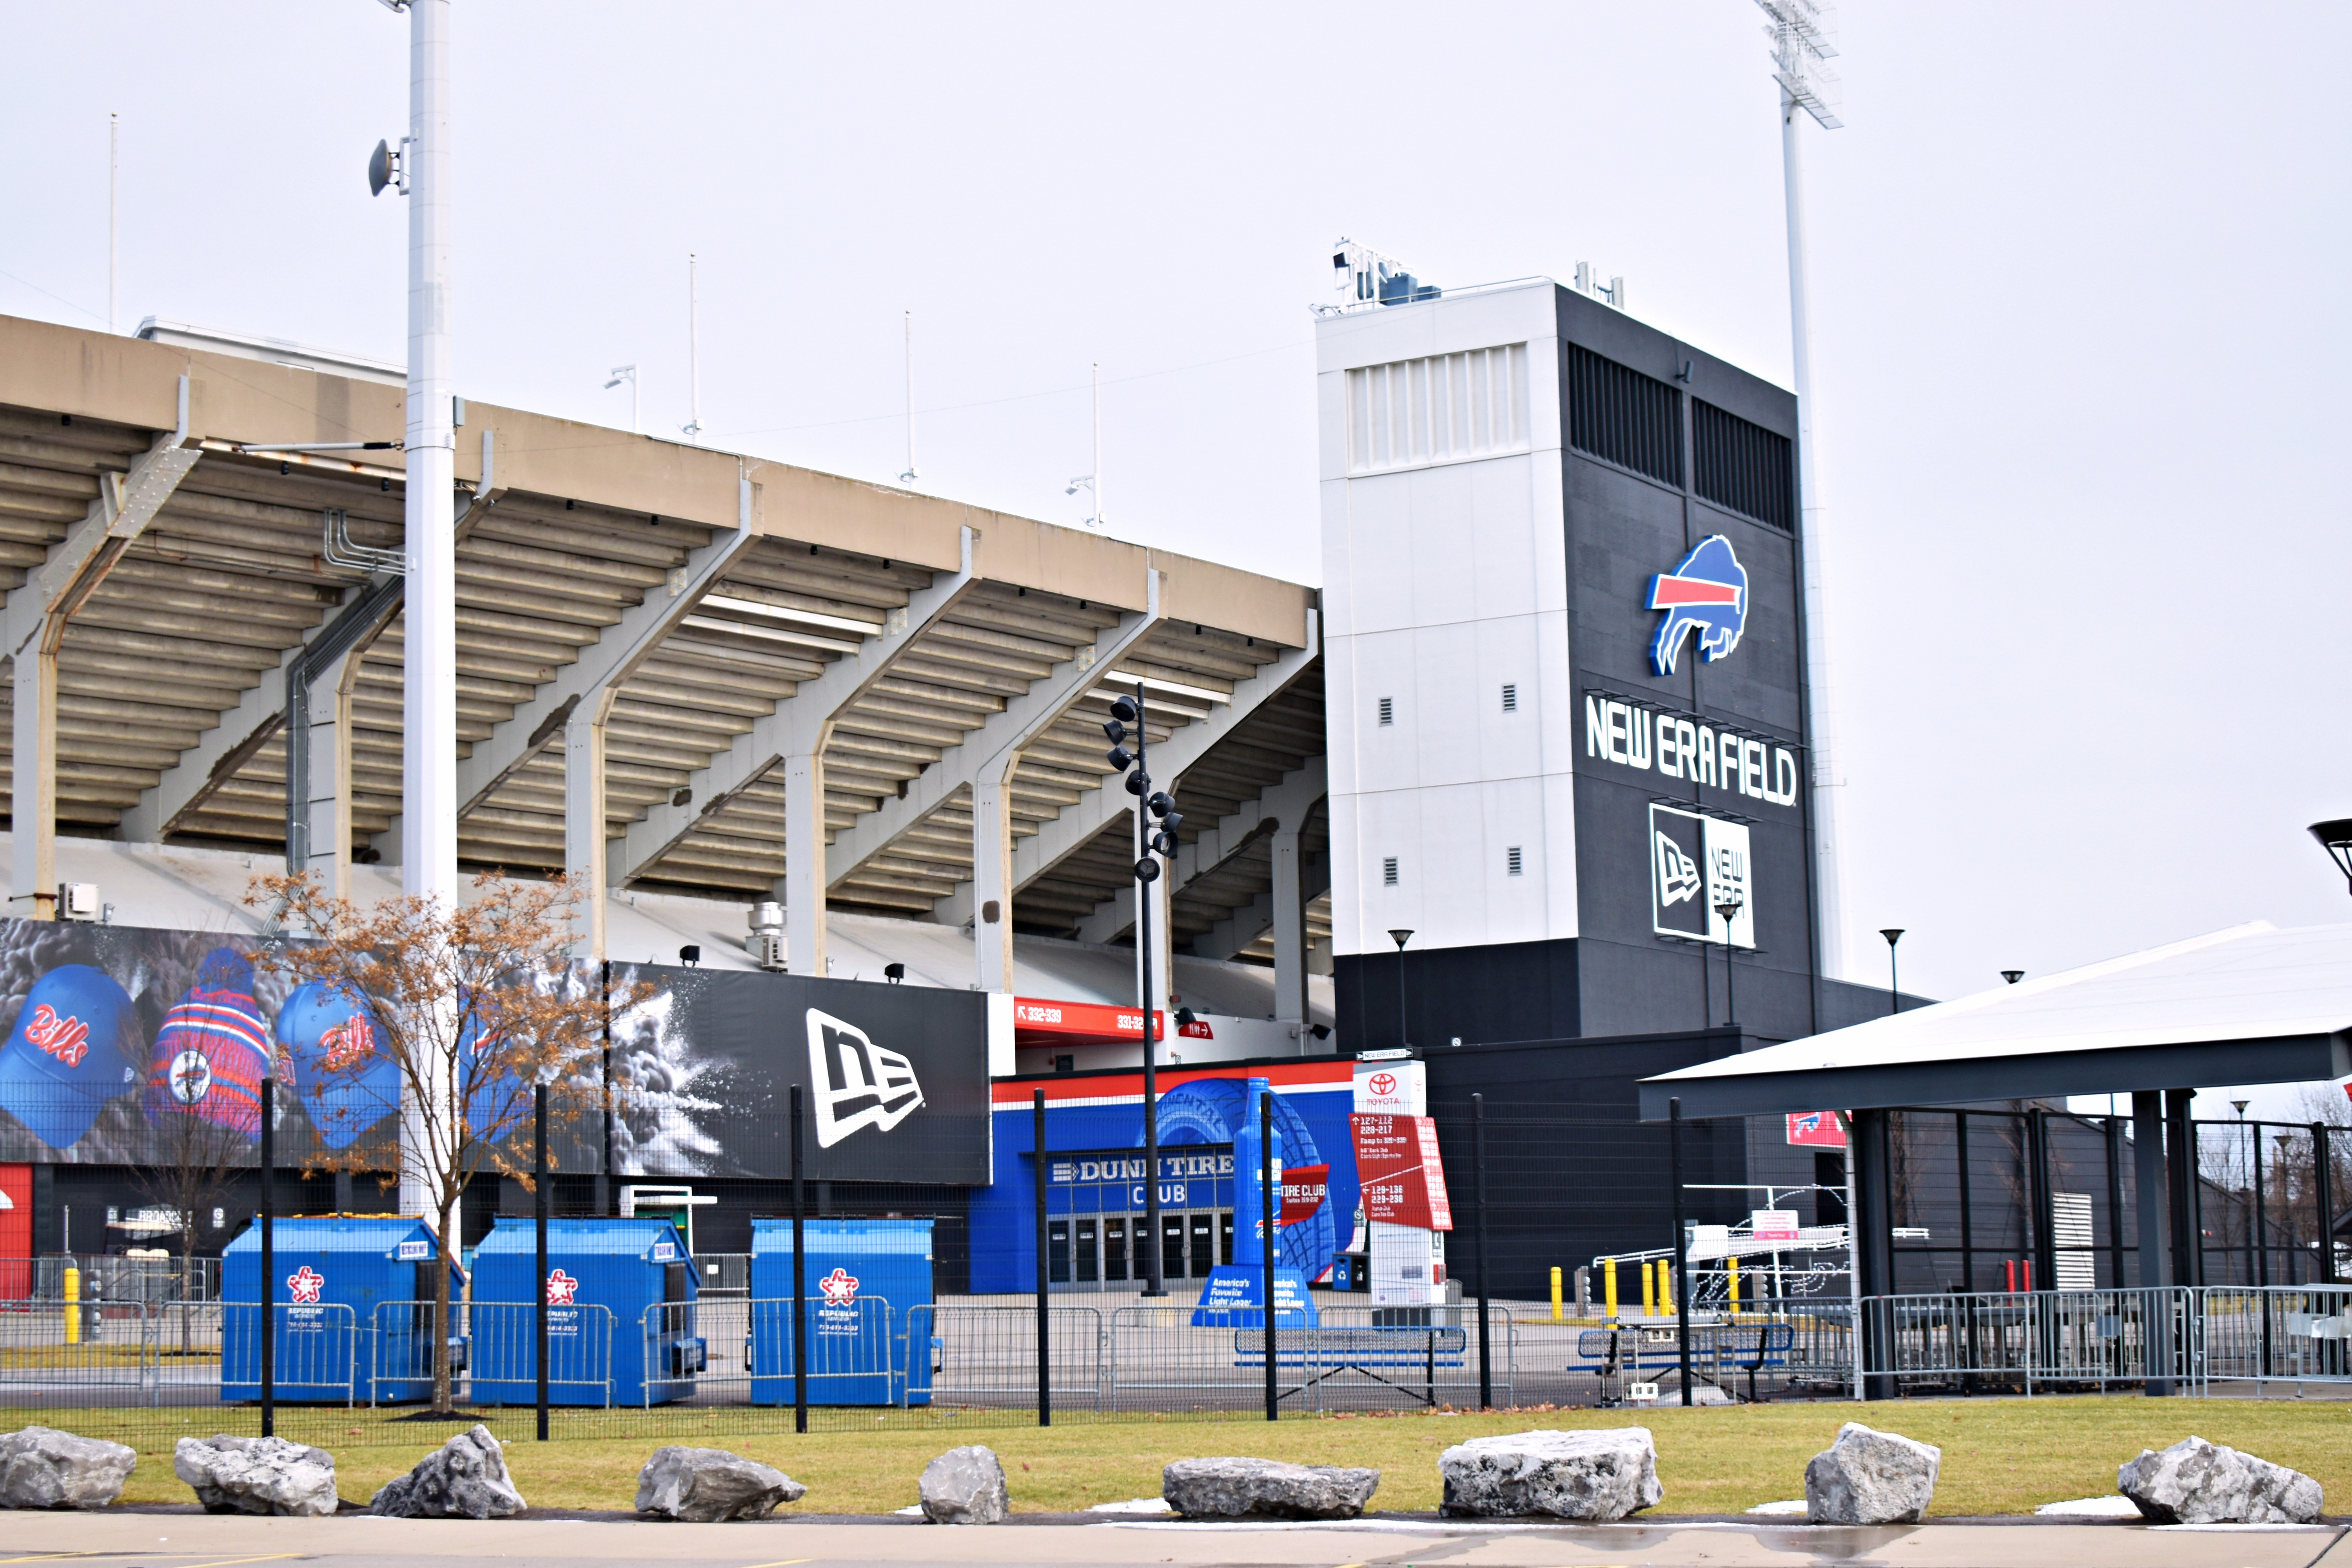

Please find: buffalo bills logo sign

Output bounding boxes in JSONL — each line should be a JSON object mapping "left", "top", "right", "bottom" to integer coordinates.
{"left": 1647, "top": 535, "right": 1748, "bottom": 676}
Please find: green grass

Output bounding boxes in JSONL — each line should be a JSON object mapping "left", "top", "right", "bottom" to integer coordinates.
{"left": 36, "top": 1397, "right": 2348, "bottom": 1517}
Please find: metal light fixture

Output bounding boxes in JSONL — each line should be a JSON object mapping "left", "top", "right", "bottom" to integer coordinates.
{"left": 1716, "top": 898, "right": 1745, "bottom": 1027}
{"left": 1879, "top": 928, "right": 1904, "bottom": 1016}
{"left": 883, "top": 962, "right": 905, "bottom": 985}
{"left": 2308, "top": 820, "right": 2352, "bottom": 893}
{"left": 2001, "top": 969, "right": 2024, "bottom": 985}
{"left": 1389, "top": 928, "right": 1413, "bottom": 1049}
{"left": 1104, "top": 679, "right": 1176, "bottom": 1297}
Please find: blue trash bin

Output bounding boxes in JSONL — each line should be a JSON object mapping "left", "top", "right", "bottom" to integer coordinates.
{"left": 470, "top": 1217, "right": 702, "bottom": 1407}
{"left": 750, "top": 1218, "right": 932, "bottom": 1406}
{"left": 222, "top": 1216, "right": 453, "bottom": 1403}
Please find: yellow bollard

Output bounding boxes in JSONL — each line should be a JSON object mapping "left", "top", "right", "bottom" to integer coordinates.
{"left": 1657, "top": 1258, "right": 1675, "bottom": 1317}
{"left": 1550, "top": 1266, "right": 1564, "bottom": 1323}
{"left": 1728, "top": 1254, "right": 1741, "bottom": 1313}
{"left": 1604, "top": 1257, "right": 1619, "bottom": 1322}
{"left": 62, "top": 1266, "right": 80, "bottom": 1345}
{"left": 1639, "top": 1257, "right": 1655, "bottom": 1318}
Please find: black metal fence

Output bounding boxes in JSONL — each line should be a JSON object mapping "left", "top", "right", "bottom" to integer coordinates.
{"left": 1, "top": 1099, "right": 2341, "bottom": 1446}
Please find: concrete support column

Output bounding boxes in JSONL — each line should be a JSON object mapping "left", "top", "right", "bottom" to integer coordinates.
{"left": 1270, "top": 826, "right": 1307, "bottom": 1030}
{"left": 9, "top": 647, "right": 56, "bottom": 920}
{"left": 563, "top": 709, "right": 606, "bottom": 962}
{"left": 2132, "top": 1089, "right": 2174, "bottom": 1394}
{"left": 973, "top": 775, "right": 1015, "bottom": 993}
{"left": 782, "top": 752, "right": 826, "bottom": 978}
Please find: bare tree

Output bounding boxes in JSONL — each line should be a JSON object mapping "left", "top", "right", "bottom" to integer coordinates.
{"left": 247, "top": 871, "right": 640, "bottom": 1414}
{"left": 127, "top": 1093, "right": 250, "bottom": 1351}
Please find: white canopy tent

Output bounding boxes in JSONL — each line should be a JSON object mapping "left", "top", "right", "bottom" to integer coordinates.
{"left": 1640, "top": 920, "right": 2352, "bottom": 1122}
{"left": 1637, "top": 920, "right": 2352, "bottom": 1350}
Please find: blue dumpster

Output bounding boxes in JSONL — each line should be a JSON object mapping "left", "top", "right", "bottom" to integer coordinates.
{"left": 470, "top": 1217, "right": 703, "bottom": 1406}
{"left": 222, "top": 1216, "right": 454, "bottom": 1403}
{"left": 750, "top": 1218, "right": 933, "bottom": 1406}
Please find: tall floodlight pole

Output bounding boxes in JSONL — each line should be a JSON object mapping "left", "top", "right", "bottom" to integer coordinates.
{"left": 108, "top": 113, "right": 118, "bottom": 334}
{"left": 397, "top": 0, "right": 457, "bottom": 1217}
{"left": 1758, "top": 0, "right": 1850, "bottom": 980}
{"left": 899, "top": 311, "right": 919, "bottom": 485}
{"left": 682, "top": 254, "right": 702, "bottom": 443}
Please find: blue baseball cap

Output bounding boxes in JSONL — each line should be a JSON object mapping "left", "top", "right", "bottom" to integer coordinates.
{"left": 276, "top": 980, "right": 399, "bottom": 1150}
{"left": 143, "top": 947, "right": 269, "bottom": 1143}
{"left": 0, "top": 965, "right": 139, "bottom": 1149}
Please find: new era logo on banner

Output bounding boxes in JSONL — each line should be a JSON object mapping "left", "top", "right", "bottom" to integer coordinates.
{"left": 806, "top": 1009, "right": 924, "bottom": 1149}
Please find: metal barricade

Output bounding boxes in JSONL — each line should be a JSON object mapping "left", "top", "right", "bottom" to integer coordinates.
{"left": 746, "top": 1294, "right": 898, "bottom": 1406}
{"left": 0, "top": 1298, "right": 159, "bottom": 1402}
{"left": 461, "top": 1301, "right": 615, "bottom": 1408}
{"left": 222, "top": 1303, "right": 358, "bottom": 1405}
{"left": 2194, "top": 1285, "right": 2352, "bottom": 1395}
{"left": 1860, "top": 1288, "right": 2195, "bottom": 1395}
{"left": 638, "top": 1301, "right": 714, "bottom": 1407}
{"left": 911, "top": 1304, "right": 1103, "bottom": 1410}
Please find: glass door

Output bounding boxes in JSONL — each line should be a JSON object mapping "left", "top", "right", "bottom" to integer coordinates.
{"left": 1103, "top": 1217, "right": 1128, "bottom": 1283}
{"left": 1188, "top": 1212, "right": 1215, "bottom": 1278}
{"left": 1047, "top": 1219, "right": 1070, "bottom": 1285}
{"left": 1074, "top": 1217, "right": 1098, "bottom": 1285}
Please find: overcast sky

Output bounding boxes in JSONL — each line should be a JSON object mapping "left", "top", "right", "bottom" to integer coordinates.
{"left": 3, "top": 3, "right": 2346, "bottom": 1114}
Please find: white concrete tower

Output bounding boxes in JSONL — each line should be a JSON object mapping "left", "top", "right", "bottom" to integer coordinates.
{"left": 1317, "top": 281, "right": 1579, "bottom": 975}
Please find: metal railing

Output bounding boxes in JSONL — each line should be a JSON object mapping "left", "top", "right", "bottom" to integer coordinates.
{"left": 460, "top": 1301, "right": 615, "bottom": 1408}
{"left": 221, "top": 1303, "right": 359, "bottom": 1406}
{"left": 2195, "top": 1285, "right": 2352, "bottom": 1394}
{"left": 915, "top": 1304, "right": 1103, "bottom": 1409}
{"left": 746, "top": 1294, "right": 900, "bottom": 1406}
{"left": 1858, "top": 1287, "right": 2198, "bottom": 1396}
{"left": 1104, "top": 1304, "right": 1513, "bottom": 1413}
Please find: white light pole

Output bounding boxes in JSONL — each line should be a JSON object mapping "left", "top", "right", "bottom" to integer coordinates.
{"left": 108, "top": 113, "right": 118, "bottom": 334}
{"left": 898, "top": 310, "right": 918, "bottom": 485}
{"left": 604, "top": 364, "right": 639, "bottom": 433}
{"left": 682, "top": 254, "right": 702, "bottom": 443}
{"left": 389, "top": 0, "right": 457, "bottom": 1220}
{"left": 1757, "top": 0, "right": 1850, "bottom": 980}
{"left": 1065, "top": 361, "right": 1102, "bottom": 528}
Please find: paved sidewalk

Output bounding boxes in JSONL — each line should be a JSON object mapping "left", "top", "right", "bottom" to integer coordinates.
{"left": 6, "top": 1510, "right": 2344, "bottom": 1568}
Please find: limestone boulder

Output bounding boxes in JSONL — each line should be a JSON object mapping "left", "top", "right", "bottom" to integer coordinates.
{"left": 919, "top": 1445, "right": 1009, "bottom": 1524}
{"left": 635, "top": 1446, "right": 805, "bottom": 1522}
{"left": 173, "top": 1435, "right": 338, "bottom": 1517}
{"left": 1804, "top": 1423, "right": 1940, "bottom": 1525}
{"left": 1439, "top": 1428, "right": 1660, "bottom": 1521}
{"left": 2118, "top": 1436, "right": 2322, "bottom": 1525}
{"left": 369, "top": 1425, "right": 526, "bottom": 1519}
{"left": 0, "top": 1427, "right": 137, "bottom": 1510}
{"left": 1162, "top": 1457, "right": 1379, "bottom": 1520}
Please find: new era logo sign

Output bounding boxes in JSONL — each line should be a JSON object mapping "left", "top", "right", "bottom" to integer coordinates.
{"left": 806, "top": 1009, "right": 924, "bottom": 1148}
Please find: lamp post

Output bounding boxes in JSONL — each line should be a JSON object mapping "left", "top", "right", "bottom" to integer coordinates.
{"left": 1879, "top": 928, "right": 1904, "bottom": 1015}
{"left": 1388, "top": 929, "right": 1414, "bottom": 1049}
{"left": 1105, "top": 684, "right": 1181, "bottom": 1297}
{"left": 2308, "top": 820, "right": 2352, "bottom": 893}
{"left": 603, "top": 365, "right": 639, "bottom": 434}
{"left": 2001, "top": 969, "right": 2024, "bottom": 985}
{"left": 1715, "top": 898, "right": 1744, "bottom": 1029}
